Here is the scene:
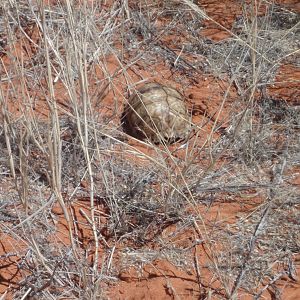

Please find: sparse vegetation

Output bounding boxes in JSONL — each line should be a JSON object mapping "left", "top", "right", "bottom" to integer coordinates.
{"left": 0, "top": 0, "right": 299, "bottom": 299}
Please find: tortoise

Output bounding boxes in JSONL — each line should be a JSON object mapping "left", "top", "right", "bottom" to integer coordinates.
{"left": 123, "top": 83, "right": 190, "bottom": 143}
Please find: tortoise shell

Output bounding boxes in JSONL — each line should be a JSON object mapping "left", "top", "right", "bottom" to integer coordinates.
{"left": 124, "top": 83, "right": 190, "bottom": 143}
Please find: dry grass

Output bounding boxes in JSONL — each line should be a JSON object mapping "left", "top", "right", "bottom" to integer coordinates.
{"left": 0, "top": 0, "right": 299, "bottom": 299}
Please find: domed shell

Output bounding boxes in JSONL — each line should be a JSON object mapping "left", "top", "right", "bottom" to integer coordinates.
{"left": 124, "top": 83, "right": 190, "bottom": 143}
